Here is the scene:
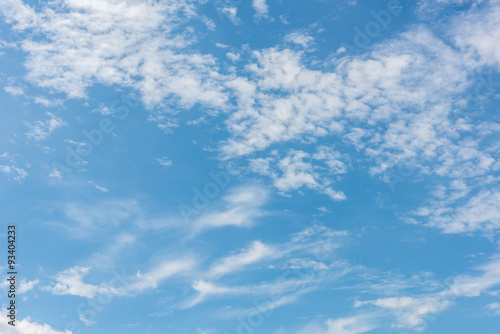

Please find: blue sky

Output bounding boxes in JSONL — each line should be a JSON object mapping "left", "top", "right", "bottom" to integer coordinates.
{"left": 0, "top": 0, "right": 500, "bottom": 333}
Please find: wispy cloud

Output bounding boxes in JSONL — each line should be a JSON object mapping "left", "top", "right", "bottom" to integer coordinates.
{"left": 25, "top": 112, "right": 67, "bottom": 141}
{"left": 208, "top": 240, "right": 274, "bottom": 278}
{"left": 191, "top": 185, "right": 269, "bottom": 233}
{"left": 45, "top": 266, "right": 121, "bottom": 298}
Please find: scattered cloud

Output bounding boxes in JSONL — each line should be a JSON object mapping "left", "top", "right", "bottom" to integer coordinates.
{"left": 156, "top": 156, "right": 173, "bottom": 167}
{"left": 25, "top": 112, "right": 67, "bottom": 141}
{"left": 0, "top": 164, "right": 28, "bottom": 182}
{"left": 1, "top": 0, "right": 228, "bottom": 108}
{"left": 249, "top": 148, "right": 347, "bottom": 201}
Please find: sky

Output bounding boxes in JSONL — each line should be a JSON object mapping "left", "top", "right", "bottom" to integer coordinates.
{"left": 0, "top": 0, "right": 500, "bottom": 333}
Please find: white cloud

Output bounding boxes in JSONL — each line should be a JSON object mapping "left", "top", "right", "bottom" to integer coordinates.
{"left": 156, "top": 156, "right": 172, "bottom": 167}
{"left": 183, "top": 276, "right": 317, "bottom": 310}
{"left": 52, "top": 199, "right": 139, "bottom": 238}
{"left": 324, "top": 314, "right": 379, "bottom": 334}
{"left": 284, "top": 314, "right": 379, "bottom": 334}
{"left": 191, "top": 185, "right": 268, "bottom": 232}
{"left": 25, "top": 112, "right": 67, "bottom": 141}
{"left": 353, "top": 255, "right": 500, "bottom": 330}
{"left": 221, "top": 6, "right": 239, "bottom": 25}
{"left": 447, "top": 256, "right": 500, "bottom": 297}
{"left": 1, "top": 0, "right": 227, "bottom": 108}
{"left": 33, "top": 96, "right": 63, "bottom": 107}
{"left": 415, "top": 0, "right": 480, "bottom": 20}
{"left": 126, "top": 258, "right": 196, "bottom": 293}
{"left": 4, "top": 0, "right": 497, "bottom": 209}
{"left": 19, "top": 279, "right": 39, "bottom": 293}
{"left": 0, "top": 317, "right": 70, "bottom": 334}
{"left": 183, "top": 224, "right": 351, "bottom": 310}
{"left": 486, "top": 302, "right": 500, "bottom": 316}
{"left": 222, "top": 27, "right": 470, "bottom": 165}
{"left": 226, "top": 51, "right": 240, "bottom": 62}
{"left": 183, "top": 280, "right": 240, "bottom": 308}
{"left": 249, "top": 148, "right": 347, "bottom": 201}
{"left": 45, "top": 266, "right": 120, "bottom": 298}
{"left": 94, "top": 184, "right": 109, "bottom": 192}
{"left": 253, "top": 0, "right": 269, "bottom": 19}
{"left": 46, "top": 258, "right": 195, "bottom": 298}
{"left": 451, "top": 1, "right": 500, "bottom": 69}
{"left": 201, "top": 15, "right": 216, "bottom": 31}
{"left": 0, "top": 164, "right": 28, "bottom": 182}
{"left": 4, "top": 85, "right": 24, "bottom": 96}
{"left": 79, "top": 315, "right": 96, "bottom": 327}
{"left": 208, "top": 240, "right": 273, "bottom": 277}
{"left": 90, "top": 234, "right": 136, "bottom": 270}
{"left": 410, "top": 189, "right": 500, "bottom": 235}
{"left": 88, "top": 180, "right": 109, "bottom": 192}
{"left": 356, "top": 296, "right": 451, "bottom": 330}
{"left": 285, "top": 32, "right": 314, "bottom": 48}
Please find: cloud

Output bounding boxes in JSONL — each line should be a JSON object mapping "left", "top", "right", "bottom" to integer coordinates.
{"left": 1, "top": 0, "right": 227, "bottom": 108}
{"left": 88, "top": 180, "right": 109, "bottom": 193}
{"left": 250, "top": 147, "right": 347, "bottom": 201}
{"left": 415, "top": 0, "right": 480, "bottom": 20}
{"left": 486, "top": 302, "right": 500, "bottom": 316}
{"left": 46, "top": 258, "right": 196, "bottom": 298}
{"left": 451, "top": 1, "right": 500, "bottom": 69}
{"left": 409, "top": 188, "right": 500, "bottom": 235}
{"left": 0, "top": 164, "right": 28, "bottom": 182}
{"left": 52, "top": 199, "right": 140, "bottom": 238}
{"left": 284, "top": 32, "right": 314, "bottom": 48}
{"left": 45, "top": 266, "right": 120, "bottom": 298}
{"left": 183, "top": 276, "right": 318, "bottom": 310}
{"left": 25, "top": 112, "right": 67, "bottom": 141}
{"left": 0, "top": 317, "right": 71, "bottom": 334}
{"left": 447, "top": 256, "right": 500, "bottom": 297}
{"left": 208, "top": 240, "right": 274, "bottom": 277}
{"left": 182, "top": 224, "right": 351, "bottom": 310}
{"left": 222, "top": 27, "right": 470, "bottom": 166}
{"left": 3, "top": 0, "right": 497, "bottom": 208}
{"left": 19, "top": 279, "right": 39, "bottom": 293}
{"left": 191, "top": 185, "right": 268, "bottom": 232}
{"left": 33, "top": 96, "right": 63, "bottom": 107}
{"left": 283, "top": 314, "right": 379, "bottom": 334}
{"left": 79, "top": 315, "right": 96, "bottom": 327}
{"left": 156, "top": 156, "right": 173, "bottom": 167}
{"left": 4, "top": 85, "right": 24, "bottom": 96}
{"left": 252, "top": 0, "right": 269, "bottom": 18}
{"left": 324, "top": 314, "right": 379, "bottom": 334}
{"left": 356, "top": 296, "right": 451, "bottom": 330}
{"left": 90, "top": 234, "right": 136, "bottom": 270}
{"left": 182, "top": 280, "right": 240, "bottom": 308}
{"left": 126, "top": 258, "right": 196, "bottom": 293}
{"left": 352, "top": 255, "right": 500, "bottom": 330}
